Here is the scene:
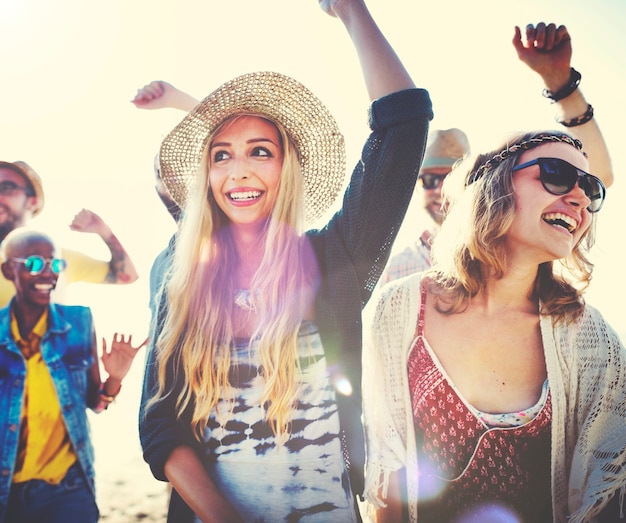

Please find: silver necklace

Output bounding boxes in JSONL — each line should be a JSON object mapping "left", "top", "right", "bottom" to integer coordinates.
{"left": 234, "top": 289, "right": 256, "bottom": 311}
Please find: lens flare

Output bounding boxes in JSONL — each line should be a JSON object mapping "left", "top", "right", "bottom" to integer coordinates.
{"left": 454, "top": 502, "right": 522, "bottom": 523}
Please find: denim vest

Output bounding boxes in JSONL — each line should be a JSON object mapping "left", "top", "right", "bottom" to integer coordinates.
{"left": 0, "top": 302, "right": 96, "bottom": 522}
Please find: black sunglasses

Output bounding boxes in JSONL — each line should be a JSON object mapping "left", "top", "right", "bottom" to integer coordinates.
{"left": 10, "top": 256, "right": 67, "bottom": 275}
{"left": 0, "top": 180, "right": 34, "bottom": 196}
{"left": 419, "top": 173, "right": 447, "bottom": 190}
{"left": 512, "top": 157, "right": 605, "bottom": 213}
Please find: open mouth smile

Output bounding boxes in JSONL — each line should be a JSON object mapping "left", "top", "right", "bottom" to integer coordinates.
{"left": 33, "top": 283, "right": 55, "bottom": 293}
{"left": 541, "top": 212, "right": 577, "bottom": 234}
{"left": 228, "top": 190, "right": 262, "bottom": 202}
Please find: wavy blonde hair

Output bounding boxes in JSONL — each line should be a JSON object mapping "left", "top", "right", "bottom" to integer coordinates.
{"left": 428, "top": 130, "right": 596, "bottom": 324}
{"left": 149, "top": 115, "right": 319, "bottom": 443}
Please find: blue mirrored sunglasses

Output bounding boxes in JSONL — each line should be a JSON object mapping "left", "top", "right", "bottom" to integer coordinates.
{"left": 512, "top": 157, "right": 605, "bottom": 213}
{"left": 10, "top": 255, "right": 67, "bottom": 275}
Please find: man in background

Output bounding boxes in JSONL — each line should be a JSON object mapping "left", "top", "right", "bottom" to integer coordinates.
{"left": 381, "top": 128, "right": 469, "bottom": 284}
{"left": 0, "top": 160, "right": 138, "bottom": 306}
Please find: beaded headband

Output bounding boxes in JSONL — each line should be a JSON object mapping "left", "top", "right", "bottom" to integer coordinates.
{"left": 466, "top": 133, "right": 584, "bottom": 186}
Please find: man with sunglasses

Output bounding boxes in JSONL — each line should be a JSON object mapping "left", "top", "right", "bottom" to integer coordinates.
{"left": 0, "top": 161, "right": 138, "bottom": 307}
{"left": 380, "top": 128, "right": 470, "bottom": 284}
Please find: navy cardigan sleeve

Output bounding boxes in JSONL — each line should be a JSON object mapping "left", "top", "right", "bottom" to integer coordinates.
{"left": 310, "top": 87, "right": 432, "bottom": 496}
{"left": 139, "top": 312, "right": 199, "bottom": 483}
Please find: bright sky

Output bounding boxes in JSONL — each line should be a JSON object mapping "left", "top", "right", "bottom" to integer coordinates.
{"left": 1, "top": 0, "right": 625, "bottom": 338}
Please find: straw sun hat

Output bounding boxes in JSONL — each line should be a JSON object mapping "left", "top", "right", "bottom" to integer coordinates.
{"left": 159, "top": 71, "right": 346, "bottom": 225}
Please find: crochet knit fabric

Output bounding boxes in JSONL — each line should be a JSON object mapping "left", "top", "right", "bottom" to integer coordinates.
{"left": 362, "top": 273, "right": 626, "bottom": 523}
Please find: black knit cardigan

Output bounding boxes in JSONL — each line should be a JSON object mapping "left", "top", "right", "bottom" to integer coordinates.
{"left": 139, "top": 87, "right": 433, "bottom": 522}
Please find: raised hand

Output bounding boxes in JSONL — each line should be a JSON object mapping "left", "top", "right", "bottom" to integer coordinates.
{"left": 101, "top": 333, "right": 147, "bottom": 382}
{"left": 131, "top": 80, "right": 199, "bottom": 112}
{"left": 318, "top": 0, "right": 345, "bottom": 17}
{"left": 512, "top": 22, "right": 572, "bottom": 92}
{"left": 69, "top": 208, "right": 110, "bottom": 237}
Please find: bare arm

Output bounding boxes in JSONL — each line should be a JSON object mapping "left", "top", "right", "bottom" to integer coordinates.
{"left": 131, "top": 80, "right": 200, "bottom": 112}
{"left": 69, "top": 209, "right": 139, "bottom": 284}
{"left": 164, "top": 446, "right": 244, "bottom": 523}
{"left": 319, "top": 0, "right": 415, "bottom": 102}
{"left": 513, "top": 23, "right": 613, "bottom": 187}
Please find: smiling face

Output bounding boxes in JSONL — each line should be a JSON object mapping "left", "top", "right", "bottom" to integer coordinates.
{"left": 1, "top": 232, "right": 61, "bottom": 309}
{"left": 506, "top": 142, "right": 593, "bottom": 264}
{"left": 207, "top": 115, "right": 284, "bottom": 228}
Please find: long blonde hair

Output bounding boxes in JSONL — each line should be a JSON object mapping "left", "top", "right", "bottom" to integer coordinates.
{"left": 428, "top": 130, "right": 596, "bottom": 324}
{"left": 150, "top": 115, "right": 319, "bottom": 443}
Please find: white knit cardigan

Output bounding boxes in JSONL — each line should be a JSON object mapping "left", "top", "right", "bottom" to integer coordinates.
{"left": 361, "top": 273, "right": 626, "bottom": 523}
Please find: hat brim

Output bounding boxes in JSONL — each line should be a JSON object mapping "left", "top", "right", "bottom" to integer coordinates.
{"left": 159, "top": 71, "right": 346, "bottom": 226}
{"left": 420, "top": 157, "right": 458, "bottom": 170}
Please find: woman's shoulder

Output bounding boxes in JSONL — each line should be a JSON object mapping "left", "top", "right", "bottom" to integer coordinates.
{"left": 370, "top": 272, "right": 423, "bottom": 321}
{"left": 548, "top": 302, "right": 624, "bottom": 355}
{"left": 51, "top": 303, "right": 92, "bottom": 314}
{"left": 566, "top": 302, "right": 617, "bottom": 332}
{"left": 49, "top": 303, "right": 93, "bottom": 325}
{"left": 579, "top": 303, "right": 623, "bottom": 342}
{"left": 380, "top": 271, "right": 423, "bottom": 298}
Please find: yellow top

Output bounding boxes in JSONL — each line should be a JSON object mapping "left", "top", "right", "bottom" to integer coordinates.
{"left": 10, "top": 308, "right": 77, "bottom": 484}
{"left": 0, "top": 248, "right": 109, "bottom": 308}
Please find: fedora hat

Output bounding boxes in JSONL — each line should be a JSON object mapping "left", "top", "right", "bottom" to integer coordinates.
{"left": 0, "top": 161, "right": 45, "bottom": 216}
{"left": 421, "top": 128, "right": 470, "bottom": 170}
{"left": 159, "top": 71, "right": 346, "bottom": 225}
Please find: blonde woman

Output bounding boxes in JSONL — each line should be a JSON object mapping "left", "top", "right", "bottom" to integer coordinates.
{"left": 139, "top": 0, "right": 433, "bottom": 521}
{"left": 363, "top": 131, "right": 625, "bottom": 522}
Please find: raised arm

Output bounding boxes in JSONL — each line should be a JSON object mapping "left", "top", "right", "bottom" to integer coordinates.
{"left": 319, "top": 0, "right": 415, "bottom": 101}
{"left": 513, "top": 23, "right": 614, "bottom": 187}
{"left": 69, "top": 208, "right": 139, "bottom": 284}
{"left": 131, "top": 80, "right": 200, "bottom": 112}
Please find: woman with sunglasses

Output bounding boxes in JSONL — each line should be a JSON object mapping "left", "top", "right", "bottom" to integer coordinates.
{"left": 362, "top": 130, "right": 625, "bottom": 523}
{"left": 0, "top": 228, "right": 146, "bottom": 523}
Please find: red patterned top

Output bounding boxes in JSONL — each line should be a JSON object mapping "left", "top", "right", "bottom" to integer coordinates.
{"left": 407, "top": 284, "right": 552, "bottom": 522}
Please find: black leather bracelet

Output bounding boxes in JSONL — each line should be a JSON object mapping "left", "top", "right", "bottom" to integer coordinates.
{"left": 542, "top": 68, "right": 581, "bottom": 103}
{"left": 558, "top": 104, "right": 594, "bottom": 127}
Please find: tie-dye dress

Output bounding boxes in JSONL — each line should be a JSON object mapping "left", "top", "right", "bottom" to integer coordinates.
{"left": 195, "top": 321, "right": 357, "bottom": 523}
